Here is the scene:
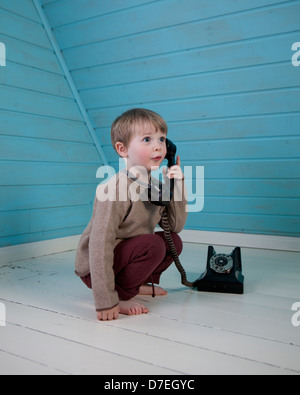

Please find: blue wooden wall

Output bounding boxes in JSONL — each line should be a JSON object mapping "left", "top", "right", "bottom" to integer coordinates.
{"left": 0, "top": 0, "right": 105, "bottom": 247}
{"left": 41, "top": 0, "right": 300, "bottom": 237}
{"left": 1, "top": 0, "right": 299, "bottom": 247}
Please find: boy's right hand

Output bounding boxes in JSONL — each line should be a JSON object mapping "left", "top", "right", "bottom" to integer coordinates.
{"left": 97, "top": 305, "right": 119, "bottom": 321}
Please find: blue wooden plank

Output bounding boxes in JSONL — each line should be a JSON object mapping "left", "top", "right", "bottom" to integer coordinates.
{"left": 199, "top": 197, "right": 300, "bottom": 217}
{"left": 43, "top": 0, "right": 154, "bottom": 27}
{"left": 0, "top": 206, "right": 92, "bottom": 237}
{"left": 81, "top": 62, "right": 299, "bottom": 110}
{"left": 29, "top": 206, "right": 93, "bottom": 234}
{"left": 200, "top": 159, "right": 300, "bottom": 181}
{"left": 53, "top": 0, "right": 295, "bottom": 49}
{"left": 0, "top": 9, "right": 51, "bottom": 49}
{"left": 0, "top": 0, "right": 40, "bottom": 22}
{"left": 185, "top": 212, "right": 300, "bottom": 236}
{"left": 0, "top": 85, "right": 83, "bottom": 121}
{"left": 176, "top": 137, "right": 300, "bottom": 161}
{"left": 90, "top": 89, "right": 300, "bottom": 128}
{"left": 72, "top": 32, "right": 299, "bottom": 89}
{"left": 63, "top": 3, "right": 300, "bottom": 68}
{"left": 109, "top": 159, "right": 300, "bottom": 180}
{"left": 0, "top": 211, "right": 30, "bottom": 237}
{"left": 97, "top": 113, "right": 300, "bottom": 146}
{"left": 40, "top": 0, "right": 59, "bottom": 5}
{"left": 0, "top": 185, "right": 96, "bottom": 211}
{"left": 168, "top": 113, "right": 300, "bottom": 142}
{"left": 154, "top": 89, "right": 300, "bottom": 124}
{"left": 0, "top": 226, "right": 84, "bottom": 248}
{"left": 187, "top": 213, "right": 300, "bottom": 237}
{"left": 0, "top": 135, "right": 100, "bottom": 163}
{"left": 0, "top": 110, "right": 92, "bottom": 143}
{"left": 0, "top": 162, "right": 101, "bottom": 186}
{"left": 0, "top": 62, "right": 73, "bottom": 98}
{"left": 205, "top": 180, "right": 300, "bottom": 199}
{"left": 0, "top": 34, "right": 62, "bottom": 74}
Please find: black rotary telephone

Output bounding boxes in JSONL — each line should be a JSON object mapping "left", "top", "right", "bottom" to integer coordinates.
{"left": 195, "top": 246, "right": 244, "bottom": 294}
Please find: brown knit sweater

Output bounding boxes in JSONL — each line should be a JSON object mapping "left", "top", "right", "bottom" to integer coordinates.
{"left": 75, "top": 171, "right": 188, "bottom": 311}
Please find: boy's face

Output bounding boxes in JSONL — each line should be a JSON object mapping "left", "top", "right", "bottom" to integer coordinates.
{"left": 119, "top": 122, "right": 167, "bottom": 173}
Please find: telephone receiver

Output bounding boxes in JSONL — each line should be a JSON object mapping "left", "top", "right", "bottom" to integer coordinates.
{"left": 148, "top": 138, "right": 177, "bottom": 206}
{"left": 165, "top": 138, "right": 177, "bottom": 168}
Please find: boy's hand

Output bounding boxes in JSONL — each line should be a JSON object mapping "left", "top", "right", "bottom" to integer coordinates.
{"left": 165, "top": 155, "right": 184, "bottom": 180}
{"left": 97, "top": 305, "right": 119, "bottom": 321}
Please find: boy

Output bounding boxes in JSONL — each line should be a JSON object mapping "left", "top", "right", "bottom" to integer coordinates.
{"left": 75, "top": 108, "right": 187, "bottom": 321}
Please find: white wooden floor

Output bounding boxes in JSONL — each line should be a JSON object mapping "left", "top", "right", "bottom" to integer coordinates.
{"left": 0, "top": 242, "right": 299, "bottom": 375}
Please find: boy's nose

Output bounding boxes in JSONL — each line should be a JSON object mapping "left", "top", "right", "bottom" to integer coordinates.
{"left": 153, "top": 143, "right": 161, "bottom": 151}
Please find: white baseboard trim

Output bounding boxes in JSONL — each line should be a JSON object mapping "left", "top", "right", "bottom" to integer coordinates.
{"left": 180, "top": 230, "right": 300, "bottom": 252}
{"left": 0, "top": 231, "right": 299, "bottom": 265}
{"left": 0, "top": 235, "right": 81, "bottom": 265}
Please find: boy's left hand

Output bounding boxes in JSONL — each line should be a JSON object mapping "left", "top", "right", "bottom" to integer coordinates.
{"left": 165, "top": 155, "right": 184, "bottom": 180}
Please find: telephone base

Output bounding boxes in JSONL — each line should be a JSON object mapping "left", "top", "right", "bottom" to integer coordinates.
{"left": 194, "top": 246, "right": 244, "bottom": 294}
{"left": 195, "top": 278, "right": 244, "bottom": 294}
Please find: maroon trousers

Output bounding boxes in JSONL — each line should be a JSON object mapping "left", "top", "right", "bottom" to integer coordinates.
{"left": 81, "top": 231, "right": 183, "bottom": 300}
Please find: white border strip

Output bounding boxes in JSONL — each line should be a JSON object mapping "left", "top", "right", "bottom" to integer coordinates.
{"left": 0, "top": 231, "right": 298, "bottom": 265}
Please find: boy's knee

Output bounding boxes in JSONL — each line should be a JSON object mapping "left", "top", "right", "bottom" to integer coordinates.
{"left": 137, "top": 234, "right": 166, "bottom": 262}
{"left": 155, "top": 231, "right": 183, "bottom": 255}
{"left": 151, "top": 234, "right": 168, "bottom": 258}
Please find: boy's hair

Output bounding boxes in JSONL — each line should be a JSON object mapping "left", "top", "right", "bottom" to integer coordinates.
{"left": 111, "top": 108, "right": 168, "bottom": 152}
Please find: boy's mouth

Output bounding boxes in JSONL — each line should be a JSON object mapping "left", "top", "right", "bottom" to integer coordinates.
{"left": 151, "top": 156, "right": 162, "bottom": 161}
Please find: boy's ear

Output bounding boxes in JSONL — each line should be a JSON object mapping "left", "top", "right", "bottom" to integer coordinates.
{"left": 115, "top": 142, "right": 128, "bottom": 158}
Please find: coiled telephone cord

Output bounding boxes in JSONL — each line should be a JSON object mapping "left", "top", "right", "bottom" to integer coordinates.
{"left": 161, "top": 208, "right": 195, "bottom": 288}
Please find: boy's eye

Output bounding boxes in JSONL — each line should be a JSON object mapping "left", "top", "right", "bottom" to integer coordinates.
{"left": 142, "top": 136, "right": 165, "bottom": 143}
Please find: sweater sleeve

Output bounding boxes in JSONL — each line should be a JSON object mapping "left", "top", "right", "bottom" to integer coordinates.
{"left": 89, "top": 177, "right": 130, "bottom": 311}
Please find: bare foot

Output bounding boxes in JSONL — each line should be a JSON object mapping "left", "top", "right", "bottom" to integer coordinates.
{"left": 138, "top": 284, "right": 168, "bottom": 296}
{"left": 119, "top": 300, "right": 149, "bottom": 316}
